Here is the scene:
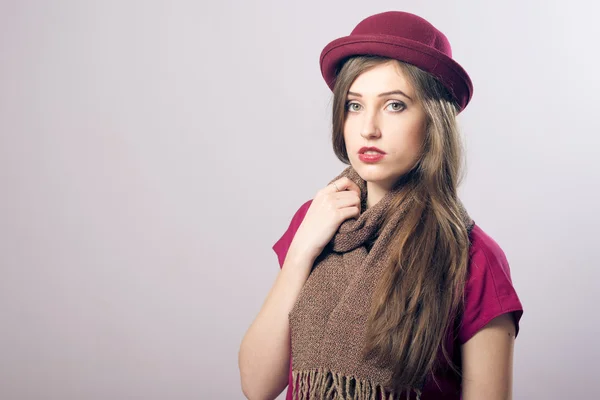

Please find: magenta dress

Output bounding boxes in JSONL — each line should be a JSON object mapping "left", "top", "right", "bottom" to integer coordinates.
{"left": 272, "top": 199, "right": 523, "bottom": 400}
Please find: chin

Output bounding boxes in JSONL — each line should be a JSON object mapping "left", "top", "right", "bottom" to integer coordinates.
{"left": 353, "top": 161, "right": 408, "bottom": 187}
{"left": 352, "top": 163, "right": 389, "bottom": 182}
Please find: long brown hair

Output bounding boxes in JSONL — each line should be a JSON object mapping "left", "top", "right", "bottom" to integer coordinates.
{"left": 331, "top": 55, "right": 471, "bottom": 394}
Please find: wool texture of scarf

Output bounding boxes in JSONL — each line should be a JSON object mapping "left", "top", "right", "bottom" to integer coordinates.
{"left": 288, "top": 165, "right": 474, "bottom": 400}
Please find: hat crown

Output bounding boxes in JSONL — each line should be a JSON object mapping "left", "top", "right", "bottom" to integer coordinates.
{"left": 319, "top": 10, "right": 473, "bottom": 112}
{"left": 350, "top": 11, "right": 452, "bottom": 57}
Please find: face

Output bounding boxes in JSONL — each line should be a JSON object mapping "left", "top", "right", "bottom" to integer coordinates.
{"left": 343, "top": 61, "right": 428, "bottom": 191}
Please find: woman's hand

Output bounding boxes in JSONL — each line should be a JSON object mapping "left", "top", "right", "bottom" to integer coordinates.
{"left": 288, "top": 177, "right": 362, "bottom": 262}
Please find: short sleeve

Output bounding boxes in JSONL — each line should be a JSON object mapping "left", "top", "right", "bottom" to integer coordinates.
{"left": 458, "top": 223, "right": 524, "bottom": 344}
{"left": 272, "top": 199, "right": 313, "bottom": 269}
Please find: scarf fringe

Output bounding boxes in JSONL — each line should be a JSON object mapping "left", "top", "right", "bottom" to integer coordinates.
{"left": 292, "top": 368, "right": 422, "bottom": 400}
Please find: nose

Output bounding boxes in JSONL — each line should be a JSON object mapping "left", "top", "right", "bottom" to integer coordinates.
{"left": 359, "top": 111, "right": 381, "bottom": 140}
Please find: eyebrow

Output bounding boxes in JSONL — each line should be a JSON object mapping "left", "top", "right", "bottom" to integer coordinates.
{"left": 347, "top": 90, "right": 413, "bottom": 102}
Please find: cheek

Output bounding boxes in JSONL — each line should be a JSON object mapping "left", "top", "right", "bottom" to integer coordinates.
{"left": 342, "top": 125, "right": 357, "bottom": 147}
{"left": 410, "top": 129, "right": 426, "bottom": 151}
{"left": 415, "top": 128, "right": 427, "bottom": 153}
{"left": 387, "top": 129, "right": 425, "bottom": 161}
{"left": 403, "top": 121, "right": 426, "bottom": 148}
{"left": 342, "top": 120, "right": 353, "bottom": 140}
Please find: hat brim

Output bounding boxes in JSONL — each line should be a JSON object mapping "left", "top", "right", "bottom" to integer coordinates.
{"left": 320, "top": 34, "right": 473, "bottom": 112}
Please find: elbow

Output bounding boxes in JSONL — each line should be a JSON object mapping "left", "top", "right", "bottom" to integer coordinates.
{"left": 238, "top": 345, "right": 270, "bottom": 400}
{"left": 239, "top": 371, "right": 272, "bottom": 400}
{"left": 240, "top": 381, "right": 258, "bottom": 400}
{"left": 239, "top": 367, "right": 286, "bottom": 400}
{"left": 239, "top": 370, "right": 260, "bottom": 400}
{"left": 238, "top": 335, "right": 289, "bottom": 400}
{"left": 238, "top": 348, "right": 254, "bottom": 399}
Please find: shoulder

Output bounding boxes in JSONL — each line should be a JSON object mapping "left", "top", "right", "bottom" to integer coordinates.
{"left": 467, "top": 223, "right": 513, "bottom": 282}
{"left": 466, "top": 223, "right": 518, "bottom": 300}
{"left": 459, "top": 223, "right": 524, "bottom": 344}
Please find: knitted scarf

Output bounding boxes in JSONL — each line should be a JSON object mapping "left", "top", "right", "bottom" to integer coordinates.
{"left": 288, "top": 165, "right": 474, "bottom": 400}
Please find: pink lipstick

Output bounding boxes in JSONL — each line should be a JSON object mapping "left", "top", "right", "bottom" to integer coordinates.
{"left": 358, "top": 146, "right": 386, "bottom": 163}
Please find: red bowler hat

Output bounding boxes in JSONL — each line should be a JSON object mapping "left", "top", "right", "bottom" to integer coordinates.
{"left": 319, "top": 11, "right": 474, "bottom": 113}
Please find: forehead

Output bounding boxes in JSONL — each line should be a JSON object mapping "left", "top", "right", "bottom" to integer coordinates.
{"left": 348, "top": 62, "right": 413, "bottom": 95}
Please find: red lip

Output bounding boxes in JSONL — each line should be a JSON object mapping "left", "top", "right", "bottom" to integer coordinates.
{"left": 358, "top": 146, "right": 386, "bottom": 154}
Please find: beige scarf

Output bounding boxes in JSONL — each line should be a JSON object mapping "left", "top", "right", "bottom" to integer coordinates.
{"left": 289, "top": 166, "right": 474, "bottom": 400}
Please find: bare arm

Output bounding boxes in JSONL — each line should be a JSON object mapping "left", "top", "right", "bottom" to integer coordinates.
{"left": 460, "top": 313, "right": 516, "bottom": 400}
{"left": 238, "top": 247, "right": 315, "bottom": 400}
{"left": 239, "top": 177, "right": 362, "bottom": 399}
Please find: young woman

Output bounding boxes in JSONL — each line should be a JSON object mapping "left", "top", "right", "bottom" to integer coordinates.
{"left": 239, "top": 11, "right": 523, "bottom": 400}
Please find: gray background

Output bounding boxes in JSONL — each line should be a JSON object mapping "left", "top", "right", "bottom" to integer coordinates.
{"left": 1, "top": 0, "right": 598, "bottom": 399}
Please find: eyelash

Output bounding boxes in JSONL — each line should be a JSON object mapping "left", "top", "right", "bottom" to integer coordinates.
{"left": 345, "top": 101, "right": 406, "bottom": 113}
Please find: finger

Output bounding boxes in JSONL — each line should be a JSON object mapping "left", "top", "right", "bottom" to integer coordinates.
{"left": 338, "top": 205, "right": 361, "bottom": 220}
{"left": 324, "top": 177, "right": 358, "bottom": 194}
{"left": 323, "top": 180, "right": 343, "bottom": 194}
{"left": 334, "top": 191, "right": 358, "bottom": 204}
{"left": 335, "top": 177, "right": 362, "bottom": 199}
{"left": 335, "top": 192, "right": 362, "bottom": 213}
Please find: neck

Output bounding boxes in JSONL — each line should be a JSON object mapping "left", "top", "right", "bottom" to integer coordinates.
{"left": 366, "top": 180, "right": 391, "bottom": 210}
{"left": 365, "top": 172, "right": 414, "bottom": 210}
